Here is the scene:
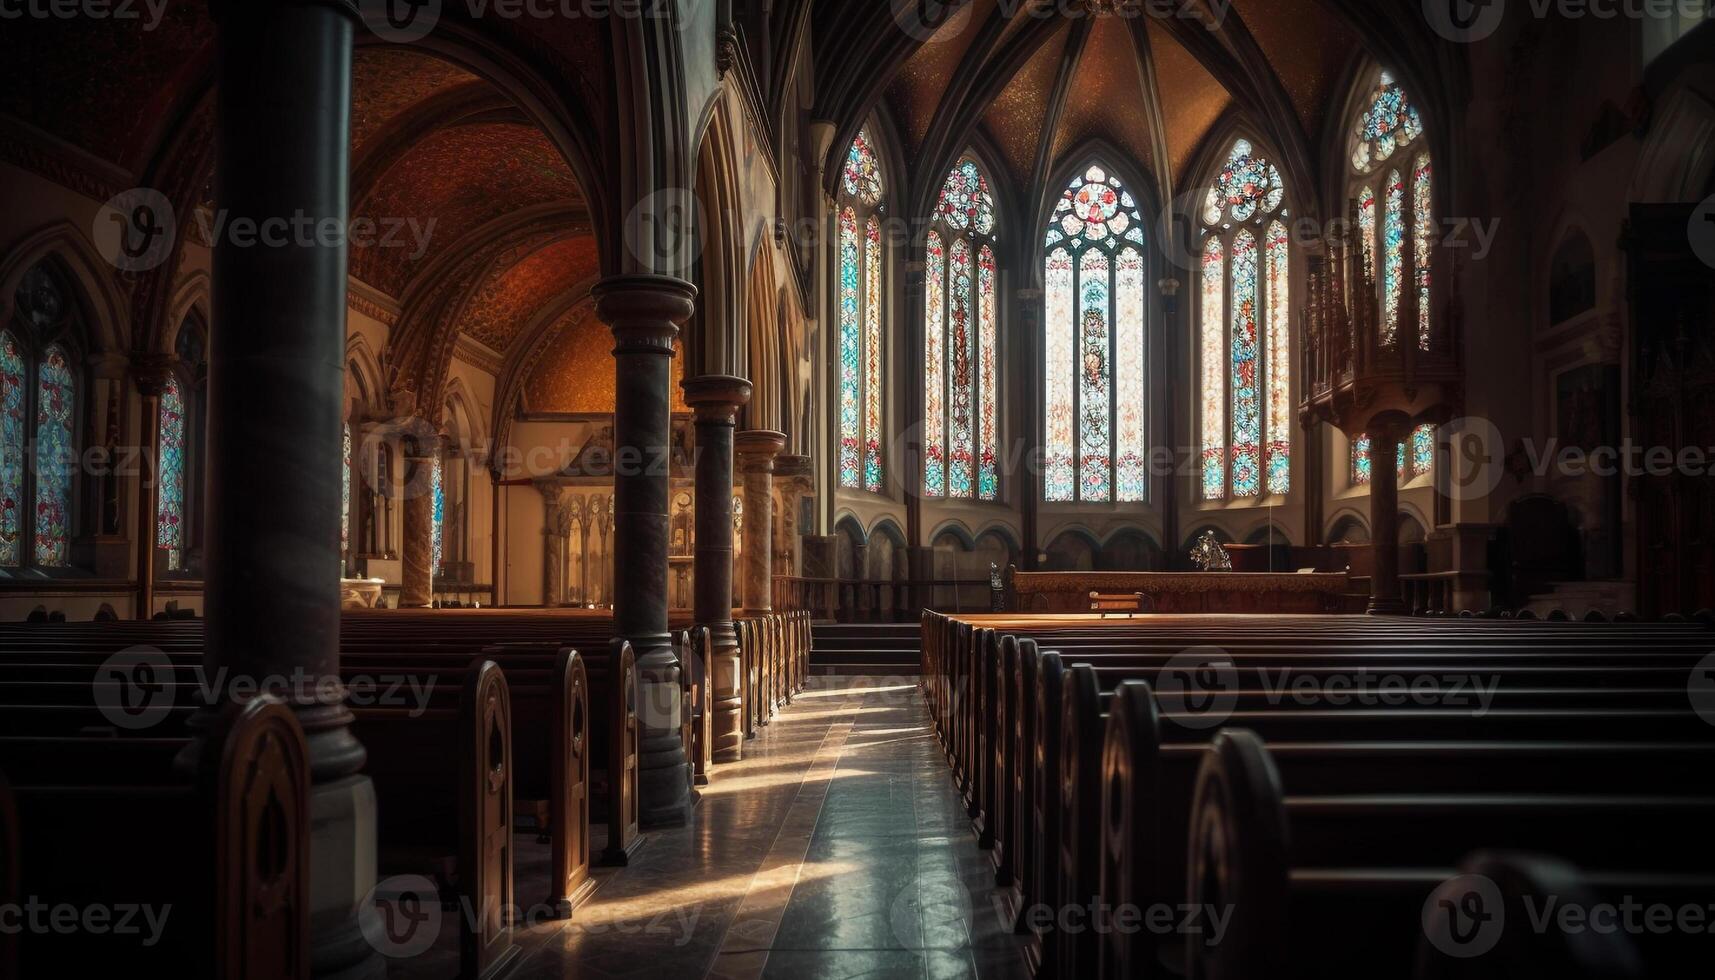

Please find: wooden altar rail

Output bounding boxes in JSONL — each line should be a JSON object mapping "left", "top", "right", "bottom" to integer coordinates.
{"left": 1005, "top": 566, "right": 1357, "bottom": 614}
{"left": 772, "top": 576, "right": 993, "bottom": 622}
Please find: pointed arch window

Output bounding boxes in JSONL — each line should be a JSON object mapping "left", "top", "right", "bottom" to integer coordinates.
{"left": 3, "top": 261, "right": 85, "bottom": 570}
{"left": 1042, "top": 164, "right": 1147, "bottom": 503}
{"left": 925, "top": 158, "right": 1000, "bottom": 501}
{"left": 1198, "top": 139, "right": 1292, "bottom": 500}
{"left": 1348, "top": 70, "right": 1436, "bottom": 481}
{"left": 157, "top": 377, "right": 186, "bottom": 569}
{"left": 838, "top": 127, "right": 887, "bottom": 492}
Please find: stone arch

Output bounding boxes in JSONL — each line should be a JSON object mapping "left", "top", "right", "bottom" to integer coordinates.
{"left": 0, "top": 222, "right": 131, "bottom": 355}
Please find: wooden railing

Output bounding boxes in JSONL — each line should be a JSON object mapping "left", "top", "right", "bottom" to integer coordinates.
{"left": 771, "top": 576, "right": 993, "bottom": 622}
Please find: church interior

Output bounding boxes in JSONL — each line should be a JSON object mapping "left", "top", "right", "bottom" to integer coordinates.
{"left": 1, "top": 0, "right": 1714, "bottom": 977}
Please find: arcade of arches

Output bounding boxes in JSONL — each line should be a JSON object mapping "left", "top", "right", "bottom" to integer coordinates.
{"left": 2, "top": 2, "right": 1714, "bottom": 978}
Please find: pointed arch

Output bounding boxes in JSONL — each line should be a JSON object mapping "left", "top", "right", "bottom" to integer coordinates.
{"left": 1194, "top": 134, "right": 1294, "bottom": 501}
{"left": 1040, "top": 157, "right": 1149, "bottom": 504}
{"left": 924, "top": 153, "right": 1002, "bottom": 502}
{"left": 835, "top": 119, "right": 890, "bottom": 494}
{"left": 0, "top": 222, "right": 131, "bottom": 355}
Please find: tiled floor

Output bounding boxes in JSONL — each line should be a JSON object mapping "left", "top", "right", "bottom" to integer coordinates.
{"left": 503, "top": 675, "right": 1029, "bottom": 980}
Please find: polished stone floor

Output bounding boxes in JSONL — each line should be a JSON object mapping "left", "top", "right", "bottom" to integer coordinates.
{"left": 495, "top": 675, "right": 1030, "bottom": 980}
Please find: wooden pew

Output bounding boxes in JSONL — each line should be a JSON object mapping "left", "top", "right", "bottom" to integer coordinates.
{"left": 1184, "top": 729, "right": 1715, "bottom": 980}
{"left": 4, "top": 696, "right": 309, "bottom": 978}
{"left": 350, "top": 659, "right": 516, "bottom": 979}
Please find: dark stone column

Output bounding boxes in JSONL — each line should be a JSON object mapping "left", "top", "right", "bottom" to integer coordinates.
{"left": 1367, "top": 413, "right": 1410, "bottom": 615}
{"left": 736, "top": 430, "right": 786, "bottom": 616}
{"left": 681, "top": 375, "right": 751, "bottom": 762}
{"left": 536, "top": 479, "right": 563, "bottom": 607}
{"left": 196, "top": 1, "right": 379, "bottom": 976}
{"left": 595, "top": 274, "right": 697, "bottom": 828}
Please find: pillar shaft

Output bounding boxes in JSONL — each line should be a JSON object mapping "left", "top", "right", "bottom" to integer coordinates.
{"left": 200, "top": 2, "right": 379, "bottom": 976}
{"left": 737, "top": 430, "right": 786, "bottom": 616}
{"left": 682, "top": 376, "right": 751, "bottom": 763}
{"left": 1367, "top": 419, "right": 1408, "bottom": 616}
{"left": 399, "top": 449, "right": 434, "bottom": 608}
{"left": 596, "top": 274, "right": 697, "bottom": 828}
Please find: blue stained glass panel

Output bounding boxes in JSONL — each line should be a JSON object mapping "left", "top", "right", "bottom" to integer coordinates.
{"left": 0, "top": 331, "right": 23, "bottom": 566}
{"left": 838, "top": 207, "right": 862, "bottom": 488}
{"left": 157, "top": 377, "right": 186, "bottom": 569}
{"left": 34, "top": 345, "right": 74, "bottom": 567}
{"left": 1229, "top": 231, "right": 1261, "bottom": 498}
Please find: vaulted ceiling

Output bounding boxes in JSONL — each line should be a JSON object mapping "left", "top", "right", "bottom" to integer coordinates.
{"left": 814, "top": 0, "right": 1403, "bottom": 229}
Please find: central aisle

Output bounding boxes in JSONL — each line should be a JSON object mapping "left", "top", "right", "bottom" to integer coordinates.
{"left": 509, "top": 675, "right": 1028, "bottom": 979}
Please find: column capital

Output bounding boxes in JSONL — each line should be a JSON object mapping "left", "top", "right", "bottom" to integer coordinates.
{"left": 681, "top": 374, "right": 753, "bottom": 423}
{"left": 735, "top": 429, "right": 787, "bottom": 469}
{"left": 132, "top": 354, "right": 178, "bottom": 396}
{"left": 595, "top": 274, "right": 695, "bottom": 355}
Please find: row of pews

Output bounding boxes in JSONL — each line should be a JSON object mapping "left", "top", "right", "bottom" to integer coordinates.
{"left": 0, "top": 608, "right": 809, "bottom": 978}
{"left": 921, "top": 611, "right": 1715, "bottom": 979}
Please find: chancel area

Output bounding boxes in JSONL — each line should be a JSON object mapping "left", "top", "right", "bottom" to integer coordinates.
{"left": 1, "top": 1, "right": 1714, "bottom": 978}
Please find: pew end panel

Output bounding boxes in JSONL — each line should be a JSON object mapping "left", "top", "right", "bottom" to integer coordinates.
{"left": 1096, "top": 681, "right": 1163, "bottom": 980}
{"left": 458, "top": 661, "right": 518, "bottom": 980}
{"left": 601, "top": 639, "right": 645, "bottom": 867}
{"left": 1184, "top": 729, "right": 1292, "bottom": 980}
{"left": 549, "top": 649, "right": 595, "bottom": 918}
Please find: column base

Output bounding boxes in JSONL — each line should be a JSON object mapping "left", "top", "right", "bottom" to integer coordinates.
{"left": 310, "top": 775, "right": 386, "bottom": 980}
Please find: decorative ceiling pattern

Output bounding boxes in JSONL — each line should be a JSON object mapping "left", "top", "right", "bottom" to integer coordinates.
{"left": 457, "top": 236, "right": 601, "bottom": 351}
{"left": 354, "top": 122, "right": 584, "bottom": 298}
{"left": 351, "top": 49, "right": 481, "bottom": 154}
{"left": 525, "top": 305, "right": 690, "bottom": 415}
{"left": 1229, "top": 0, "right": 1358, "bottom": 141}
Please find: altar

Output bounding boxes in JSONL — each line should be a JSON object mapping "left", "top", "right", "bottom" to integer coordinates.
{"left": 1005, "top": 567, "right": 1358, "bottom": 614}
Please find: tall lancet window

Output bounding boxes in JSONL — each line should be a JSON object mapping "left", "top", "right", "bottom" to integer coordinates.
{"left": 1348, "top": 69, "right": 1437, "bottom": 481}
{"left": 1198, "top": 139, "right": 1292, "bottom": 500}
{"left": 1042, "top": 164, "right": 1147, "bottom": 503}
{"left": 838, "top": 127, "right": 887, "bottom": 492}
{"left": 924, "top": 158, "right": 1000, "bottom": 501}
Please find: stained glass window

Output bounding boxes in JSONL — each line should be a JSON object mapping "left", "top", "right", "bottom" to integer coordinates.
{"left": 1198, "top": 140, "right": 1291, "bottom": 500}
{"left": 1350, "top": 70, "right": 1432, "bottom": 353}
{"left": 925, "top": 157, "right": 999, "bottom": 501}
{"left": 1348, "top": 69, "right": 1437, "bottom": 482}
{"left": 1042, "top": 165, "right": 1146, "bottom": 502}
{"left": 34, "top": 345, "right": 74, "bottom": 567}
{"left": 1350, "top": 424, "right": 1436, "bottom": 485}
{"left": 837, "top": 128, "right": 887, "bottom": 493}
{"left": 1413, "top": 154, "right": 1434, "bottom": 351}
{"left": 838, "top": 206, "right": 862, "bottom": 487}
{"left": 1382, "top": 169, "right": 1405, "bottom": 345}
{"left": 1199, "top": 238, "right": 1225, "bottom": 499}
{"left": 841, "top": 127, "right": 883, "bottom": 206}
{"left": 157, "top": 377, "right": 186, "bottom": 570}
{"left": 0, "top": 331, "right": 23, "bottom": 566}
{"left": 1350, "top": 71, "right": 1424, "bottom": 175}
{"left": 431, "top": 454, "right": 445, "bottom": 573}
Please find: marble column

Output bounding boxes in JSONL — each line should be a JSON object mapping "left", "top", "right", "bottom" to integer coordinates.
{"left": 681, "top": 375, "right": 751, "bottom": 762}
{"left": 194, "top": 1, "right": 379, "bottom": 975}
{"left": 536, "top": 480, "right": 562, "bottom": 606}
{"left": 736, "top": 430, "right": 786, "bottom": 615}
{"left": 1366, "top": 413, "right": 1410, "bottom": 615}
{"left": 595, "top": 274, "right": 697, "bottom": 828}
{"left": 398, "top": 440, "right": 435, "bottom": 608}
